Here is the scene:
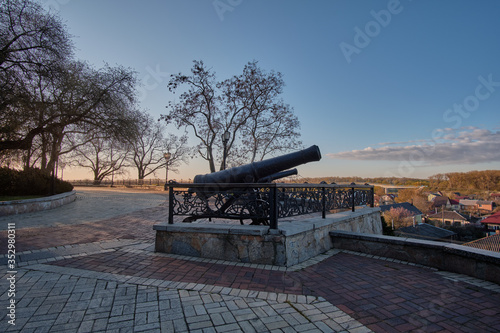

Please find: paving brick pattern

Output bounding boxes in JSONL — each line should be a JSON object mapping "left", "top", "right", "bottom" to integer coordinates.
{"left": 45, "top": 245, "right": 500, "bottom": 332}
{"left": 1, "top": 187, "right": 500, "bottom": 332}
{"left": 1, "top": 264, "right": 367, "bottom": 333}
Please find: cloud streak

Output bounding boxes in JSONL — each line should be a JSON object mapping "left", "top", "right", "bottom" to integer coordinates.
{"left": 327, "top": 128, "right": 500, "bottom": 166}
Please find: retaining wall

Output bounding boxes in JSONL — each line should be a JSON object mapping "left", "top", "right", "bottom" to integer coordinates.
{"left": 0, "top": 191, "right": 77, "bottom": 216}
{"left": 330, "top": 231, "right": 500, "bottom": 285}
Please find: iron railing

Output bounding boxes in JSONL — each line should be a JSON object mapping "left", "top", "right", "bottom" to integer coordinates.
{"left": 166, "top": 182, "right": 374, "bottom": 229}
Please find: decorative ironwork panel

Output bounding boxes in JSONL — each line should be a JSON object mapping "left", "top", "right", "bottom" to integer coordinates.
{"left": 277, "top": 187, "right": 323, "bottom": 218}
{"left": 353, "top": 189, "right": 371, "bottom": 207}
{"left": 167, "top": 183, "right": 374, "bottom": 228}
{"left": 332, "top": 188, "right": 352, "bottom": 209}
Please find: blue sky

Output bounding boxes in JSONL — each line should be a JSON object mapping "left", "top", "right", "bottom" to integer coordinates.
{"left": 48, "top": 0, "right": 500, "bottom": 180}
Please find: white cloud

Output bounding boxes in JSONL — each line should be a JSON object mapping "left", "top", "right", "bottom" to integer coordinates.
{"left": 327, "top": 128, "right": 500, "bottom": 166}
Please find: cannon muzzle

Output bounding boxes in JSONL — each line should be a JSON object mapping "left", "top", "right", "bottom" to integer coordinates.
{"left": 193, "top": 145, "right": 321, "bottom": 192}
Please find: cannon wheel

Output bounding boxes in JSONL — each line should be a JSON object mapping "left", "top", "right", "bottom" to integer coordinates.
{"left": 239, "top": 199, "right": 270, "bottom": 226}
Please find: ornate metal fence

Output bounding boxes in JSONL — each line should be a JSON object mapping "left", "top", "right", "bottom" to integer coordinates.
{"left": 166, "top": 182, "right": 374, "bottom": 229}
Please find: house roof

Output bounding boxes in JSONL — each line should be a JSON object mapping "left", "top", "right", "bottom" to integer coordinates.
{"left": 449, "top": 199, "right": 460, "bottom": 205}
{"left": 432, "top": 196, "right": 450, "bottom": 207}
{"left": 460, "top": 199, "right": 478, "bottom": 206}
{"left": 427, "top": 211, "right": 469, "bottom": 221}
{"left": 481, "top": 211, "right": 500, "bottom": 225}
{"left": 462, "top": 233, "right": 500, "bottom": 253}
{"left": 379, "top": 202, "right": 423, "bottom": 216}
{"left": 477, "top": 200, "right": 495, "bottom": 206}
{"left": 396, "top": 223, "right": 456, "bottom": 240}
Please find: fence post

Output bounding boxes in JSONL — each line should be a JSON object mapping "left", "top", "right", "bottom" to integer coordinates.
{"left": 269, "top": 186, "right": 278, "bottom": 229}
{"left": 322, "top": 187, "right": 326, "bottom": 219}
{"left": 370, "top": 186, "right": 374, "bottom": 207}
{"left": 351, "top": 183, "right": 355, "bottom": 212}
{"left": 168, "top": 183, "right": 174, "bottom": 224}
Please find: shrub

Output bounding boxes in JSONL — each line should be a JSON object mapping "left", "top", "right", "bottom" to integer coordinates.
{"left": 0, "top": 167, "right": 18, "bottom": 196}
{"left": 381, "top": 216, "right": 395, "bottom": 236}
{"left": 0, "top": 167, "right": 73, "bottom": 196}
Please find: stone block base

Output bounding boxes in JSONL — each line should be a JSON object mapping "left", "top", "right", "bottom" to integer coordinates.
{"left": 154, "top": 207, "right": 382, "bottom": 266}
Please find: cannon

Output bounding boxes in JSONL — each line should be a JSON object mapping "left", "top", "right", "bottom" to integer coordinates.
{"left": 182, "top": 145, "right": 321, "bottom": 224}
{"left": 193, "top": 145, "right": 321, "bottom": 193}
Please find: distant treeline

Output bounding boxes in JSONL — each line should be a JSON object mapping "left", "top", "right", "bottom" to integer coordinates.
{"left": 300, "top": 176, "right": 429, "bottom": 186}
{"left": 428, "top": 170, "right": 500, "bottom": 192}
{"left": 301, "top": 170, "right": 500, "bottom": 192}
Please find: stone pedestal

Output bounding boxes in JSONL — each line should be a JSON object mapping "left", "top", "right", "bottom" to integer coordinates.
{"left": 154, "top": 207, "right": 382, "bottom": 267}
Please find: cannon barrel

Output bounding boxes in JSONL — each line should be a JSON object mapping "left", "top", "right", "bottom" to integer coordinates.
{"left": 257, "top": 168, "right": 298, "bottom": 183}
{"left": 193, "top": 145, "right": 321, "bottom": 190}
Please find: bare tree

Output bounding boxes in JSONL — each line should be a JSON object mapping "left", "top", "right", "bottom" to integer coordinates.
{"left": 224, "top": 61, "right": 302, "bottom": 162}
{"left": 1, "top": 0, "right": 139, "bottom": 171}
{"left": 128, "top": 112, "right": 190, "bottom": 180}
{"left": 71, "top": 135, "right": 130, "bottom": 185}
{"left": 164, "top": 60, "right": 221, "bottom": 173}
{"left": 3, "top": 59, "right": 139, "bottom": 177}
{"left": 0, "top": 0, "right": 72, "bottom": 150}
{"left": 163, "top": 60, "right": 302, "bottom": 173}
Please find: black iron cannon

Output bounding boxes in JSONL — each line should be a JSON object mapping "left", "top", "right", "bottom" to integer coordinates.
{"left": 181, "top": 145, "right": 321, "bottom": 224}
{"left": 193, "top": 145, "right": 321, "bottom": 194}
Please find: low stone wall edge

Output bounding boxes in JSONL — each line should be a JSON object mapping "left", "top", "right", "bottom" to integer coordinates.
{"left": 0, "top": 191, "right": 77, "bottom": 216}
{"left": 329, "top": 231, "right": 500, "bottom": 285}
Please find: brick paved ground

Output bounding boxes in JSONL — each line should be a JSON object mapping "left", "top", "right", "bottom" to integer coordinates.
{"left": 1, "top": 187, "right": 500, "bottom": 332}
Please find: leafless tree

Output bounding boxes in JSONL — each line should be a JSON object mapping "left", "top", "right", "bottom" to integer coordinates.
{"left": 0, "top": 0, "right": 72, "bottom": 150}
{"left": 70, "top": 134, "right": 131, "bottom": 185}
{"left": 128, "top": 112, "right": 190, "bottom": 180}
{"left": 1, "top": 0, "right": 139, "bottom": 178}
{"left": 223, "top": 61, "right": 302, "bottom": 163}
{"left": 163, "top": 60, "right": 302, "bottom": 173}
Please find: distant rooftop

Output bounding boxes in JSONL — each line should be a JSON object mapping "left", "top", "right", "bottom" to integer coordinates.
{"left": 481, "top": 211, "right": 500, "bottom": 225}
{"left": 463, "top": 233, "right": 500, "bottom": 252}
{"left": 395, "top": 223, "right": 456, "bottom": 240}
{"left": 427, "top": 211, "right": 469, "bottom": 221}
{"left": 379, "top": 202, "right": 422, "bottom": 216}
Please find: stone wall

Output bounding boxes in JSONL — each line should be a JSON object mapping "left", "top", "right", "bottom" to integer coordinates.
{"left": 330, "top": 230, "right": 500, "bottom": 285}
{"left": 154, "top": 207, "right": 382, "bottom": 266}
{"left": 154, "top": 224, "right": 286, "bottom": 265}
{"left": 0, "top": 191, "right": 77, "bottom": 216}
{"left": 280, "top": 207, "right": 382, "bottom": 266}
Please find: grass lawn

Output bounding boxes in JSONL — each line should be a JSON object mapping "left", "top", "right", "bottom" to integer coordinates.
{"left": 0, "top": 195, "right": 47, "bottom": 202}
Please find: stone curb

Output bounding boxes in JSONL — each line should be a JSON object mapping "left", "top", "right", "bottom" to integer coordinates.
{"left": 0, "top": 191, "right": 76, "bottom": 216}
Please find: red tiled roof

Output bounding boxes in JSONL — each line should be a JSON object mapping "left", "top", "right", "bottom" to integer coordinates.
{"left": 481, "top": 211, "right": 500, "bottom": 225}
